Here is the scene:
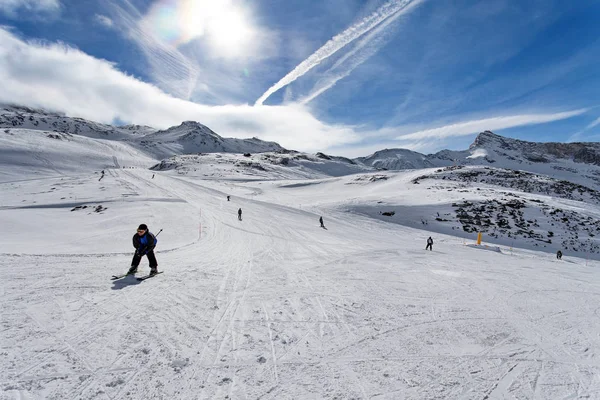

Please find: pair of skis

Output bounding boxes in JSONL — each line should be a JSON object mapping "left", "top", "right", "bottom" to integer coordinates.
{"left": 111, "top": 271, "right": 163, "bottom": 281}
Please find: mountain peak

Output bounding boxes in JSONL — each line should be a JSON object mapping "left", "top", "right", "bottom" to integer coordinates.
{"left": 158, "top": 120, "right": 223, "bottom": 140}
{"left": 470, "top": 131, "right": 507, "bottom": 149}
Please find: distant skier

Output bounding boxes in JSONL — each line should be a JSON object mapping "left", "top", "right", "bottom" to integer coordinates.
{"left": 426, "top": 237, "right": 433, "bottom": 251}
{"left": 319, "top": 216, "right": 325, "bottom": 228}
{"left": 227, "top": 195, "right": 230, "bottom": 201}
{"left": 238, "top": 208, "right": 242, "bottom": 221}
{"left": 557, "top": 250, "right": 562, "bottom": 260}
{"left": 128, "top": 224, "right": 159, "bottom": 276}
{"left": 152, "top": 174, "right": 155, "bottom": 179}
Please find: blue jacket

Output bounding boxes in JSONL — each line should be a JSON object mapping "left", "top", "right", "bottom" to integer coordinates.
{"left": 132, "top": 231, "right": 157, "bottom": 253}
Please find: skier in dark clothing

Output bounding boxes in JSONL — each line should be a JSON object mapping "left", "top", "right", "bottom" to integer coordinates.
{"left": 557, "top": 250, "right": 562, "bottom": 260}
{"left": 128, "top": 224, "right": 159, "bottom": 275}
{"left": 227, "top": 195, "right": 230, "bottom": 201}
{"left": 426, "top": 237, "right": 433, "bottom": 251}
{"left": 319, "top": 216, "right": 325, "bottom": 228}
{"left": 238, "top": 208, "right": 242, "bottom": 221}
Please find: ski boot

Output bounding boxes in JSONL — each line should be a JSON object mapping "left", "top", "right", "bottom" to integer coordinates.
{"left": 149, "top": 267, "right": 159, "bottom": 276}
{"left": 127, "top": 266, "right": 138, "bottom": 275}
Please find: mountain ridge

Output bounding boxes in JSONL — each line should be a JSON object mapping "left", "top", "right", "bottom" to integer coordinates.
{"left": 3, "top": 105, "right": 600, "bottom": 184}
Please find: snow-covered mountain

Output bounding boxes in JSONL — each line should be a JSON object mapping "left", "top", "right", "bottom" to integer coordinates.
{"left": 359, "top": 131, "right": 600, "bottom": 191}
{"left": 357, "top": 148, "right": 436, "bottom": 170}
{"left": 0, "top": 105, "right": 154, "bottom": 139}
{"left": 151, "top": 151, "right": 367, "bottom": 180}
{"left": 0, "top": 107, "right": 375, "bottom": 180}
{"left": 137, "top": 121, "right": 286, "bottom": 159}
{"left": 6, "top": 105, "right": 600, "bottom": 183}
{"left": 362, "top": 131, "right": 600, "bottom": 171}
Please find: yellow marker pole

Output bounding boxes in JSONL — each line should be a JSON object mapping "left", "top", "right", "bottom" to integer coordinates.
{"left": 477, "top": 232, "right": 482, "bottom": 245}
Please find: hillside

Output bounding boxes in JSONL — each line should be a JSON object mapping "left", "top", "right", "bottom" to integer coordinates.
{"left": 136, "top": 121, "right": 286, "bottom": 159}
{"left": 150, "top": 151, "right": 367, "bottom": 180}
{"left": 0, "top": 105, "right": 154, "bottom": 139}
{"left": 2, "top": 164, "right": 600, "bottom": 399}
{"left": 2, "top": 105, "right": 600, "bottom": 398}
{"left": 0, "top": 107, "right": 374, "bottom": 181}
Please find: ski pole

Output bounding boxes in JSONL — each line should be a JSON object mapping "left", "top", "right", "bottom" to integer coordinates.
{"left": 139, "top": 229, "right": 162, "bottom": 255}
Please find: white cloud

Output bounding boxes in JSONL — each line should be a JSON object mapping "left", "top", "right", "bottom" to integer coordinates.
{"left": 396, "top": 110, "right": 588, "bottom": 140}
{"left": 255, "top": 0, "right": 421, "bottom": 106}
{"left": 94, "top": 14, "right": 114, "bottom": 28}
{"left": 0, "top": 27, "right": 591, "bottom": 158}
{"left": 467, "top": 149, "right": 488, "bottom": 159}
{"left": 586, "top": 117, "right": 600, "bottom": 130}
{"left": 0, "top": 0, "right": 59, "bottom": 17}
{"left": 0, "top": 27, "right": 359, "bottom": 152}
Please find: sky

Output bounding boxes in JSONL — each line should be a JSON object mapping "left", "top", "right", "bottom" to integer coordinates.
{"left": 0, "top": 0, "right": 599, "bottom": 157}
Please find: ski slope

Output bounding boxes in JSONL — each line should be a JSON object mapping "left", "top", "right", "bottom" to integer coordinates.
{"left": 2, "top": 167, "right": 600, "bottom": 399}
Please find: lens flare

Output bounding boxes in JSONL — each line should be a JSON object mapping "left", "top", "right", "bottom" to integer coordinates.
{"left": 143, "top": 0, "right": 254, "bottom": 56}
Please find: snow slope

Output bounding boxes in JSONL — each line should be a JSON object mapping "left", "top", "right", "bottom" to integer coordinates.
{"left": 203, "top": 167, "right": 600, "bottom": 259}
{"left": 356, "top": 148, "right": 436, "bottom": 170}
{"left": 0, "top": 105, "right": 154, "bottom": 140}
{"left": 2, "top": 164, "right": 600, "bottom": 399}
{"left": 3, "top": 107, "right": 600, "bottom": 399}
{"left": 0, "top": 128, "right": 156, "bottom": 182}
{"left": 151, "top": 151, "right": 369, "bottom": 180}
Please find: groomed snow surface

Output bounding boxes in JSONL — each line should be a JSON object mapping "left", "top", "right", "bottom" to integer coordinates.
{"left": 2, "top": 168, "right": 600, "bottom": 399}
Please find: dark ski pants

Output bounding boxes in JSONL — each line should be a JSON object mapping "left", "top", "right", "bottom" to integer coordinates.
{"left": 426, "top": 244, "right": 432, "bottom": 251}
{"left": 131, "top": 250, "right": 158, "bottom": 268}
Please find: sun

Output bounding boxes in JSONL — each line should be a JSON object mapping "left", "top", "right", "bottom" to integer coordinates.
{"left": 144, "top": 0, "right": 256, "bottom": 59}
{"left": 206, "top": 8, "right": 253, "bottom": 58}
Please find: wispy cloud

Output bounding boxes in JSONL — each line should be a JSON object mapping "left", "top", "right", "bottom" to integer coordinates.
{"left": 299, "top": 0, "right": 424, "bottom": 105}
{"left": 568, "top": 115, "right": 600, "bottom": 142}
{"left": 586, "top": 117, "right": 600, "bottom": 130}
{"left": 0, "top": 27, "right": 359, "bottom": 152}
{"left": 0, "top": 0, "right": 60, "bottom": 17}
{"left": 396, "top": 110, "right": 588, "bottom": 140}
{"left": 94, "top": 14, "right": 114, "bottom": 28}
{"left": 255, "top": 0, "right": 422, "bottom": 106}
{"left": 106, "top": 0, "right": 200, "bottom": 99}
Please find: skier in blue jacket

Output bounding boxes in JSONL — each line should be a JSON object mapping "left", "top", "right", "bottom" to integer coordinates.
{"left": 128, "top": 224, "right": 159, "bottom": 275}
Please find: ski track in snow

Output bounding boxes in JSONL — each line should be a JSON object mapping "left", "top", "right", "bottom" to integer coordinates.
{"left": 2, "top": 169, "right": 600, "bottom": 399}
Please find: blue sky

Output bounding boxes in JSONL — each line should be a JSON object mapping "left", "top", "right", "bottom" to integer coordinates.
{"left": 0, "top": 0, "right": 599, "bottom": 156}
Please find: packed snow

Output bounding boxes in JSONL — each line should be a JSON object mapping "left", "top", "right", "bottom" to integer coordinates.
{"left": 2, "top": 109, "right": 600, "bottom": 399}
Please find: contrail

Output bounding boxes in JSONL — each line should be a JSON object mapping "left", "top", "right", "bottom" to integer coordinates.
{"left": 254, "top": 0, "right": 418, "bottom": 106}
{"left": 298, "top": 0, "right": 423, "bottom": 105}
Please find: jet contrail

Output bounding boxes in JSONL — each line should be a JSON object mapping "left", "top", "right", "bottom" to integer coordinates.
{"left": 299, "top": 0, "right": 423, "bottom": 105}
{"left": 254, "top": 0, "right": 418, "bottom": 106}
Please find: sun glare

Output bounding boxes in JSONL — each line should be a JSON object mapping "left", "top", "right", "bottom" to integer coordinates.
{"left": 145, "top": 0, "right": 255, "bottom": 58}
{"left": 207, "top": 9, "right": 253, "bottom": 57}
